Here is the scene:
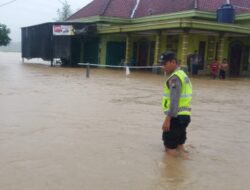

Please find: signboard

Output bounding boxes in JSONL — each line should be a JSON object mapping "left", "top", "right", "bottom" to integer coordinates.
{"left": 53, "top": 25, "right": 75, "bottom": 36}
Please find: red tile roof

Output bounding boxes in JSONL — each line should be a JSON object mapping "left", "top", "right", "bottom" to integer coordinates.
{"left": 68, "top": 0, "right": 250, "bottom": 20}
{"left": 68, "top": 0, "right": 110, "bottom": 19}
{"left": 134, "top": 0, "right": 195, "bottom": 18}
{"left": 103, "top": 0, "right": 137, "bottom": 18}
{"left": 69, "top": 0, "right": 137, "bottom": 20}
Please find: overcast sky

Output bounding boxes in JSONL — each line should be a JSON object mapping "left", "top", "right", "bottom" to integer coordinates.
{"left": 0, "top": 0, "right": 93, "bottom": 42}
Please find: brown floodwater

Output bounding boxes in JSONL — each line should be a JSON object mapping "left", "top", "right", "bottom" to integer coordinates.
{"left": 0, "top": 52, "right": 250, "bottom": 190}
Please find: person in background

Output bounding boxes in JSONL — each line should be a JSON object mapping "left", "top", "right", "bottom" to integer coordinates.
{"left": 190, "top": 50, "right": 201, "bottom": 76}
{"left": 219, "top": 58, "right": 229, "bottom": 80}
{"left": 208, "top": 58, "right": 219, "bottom": 79}
{"left": 159, "top": 51, "right": 192, "bottom": 156}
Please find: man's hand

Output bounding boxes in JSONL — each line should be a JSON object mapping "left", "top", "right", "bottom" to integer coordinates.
{"left": 162, "top": 116, "right": 172, "bottom": 132}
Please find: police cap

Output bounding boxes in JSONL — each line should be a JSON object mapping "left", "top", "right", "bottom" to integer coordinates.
{"left": 159, "top": 51, "right": 176, "bottom": 64}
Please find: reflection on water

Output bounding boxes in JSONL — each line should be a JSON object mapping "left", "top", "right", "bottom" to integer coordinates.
{"left": 158, "top": 155, "right": 189, "bottom": 190}
{"left": 0, "top": 52, "right": 250, "bottom": 190}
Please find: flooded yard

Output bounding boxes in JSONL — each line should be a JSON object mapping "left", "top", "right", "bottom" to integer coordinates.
{"left": 0, "top": 52, "right": 250, "bottom": 190}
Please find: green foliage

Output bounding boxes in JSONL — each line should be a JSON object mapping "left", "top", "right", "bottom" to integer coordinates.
{"left": 56, "top": 0, "right": 72, "bottom": 21}
{"left": 0, "top": 23, "right": 11, "bottom": 46}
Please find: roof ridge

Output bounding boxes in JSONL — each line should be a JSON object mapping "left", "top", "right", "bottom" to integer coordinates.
{"left": 131, "top": 0, "right": 141, "bottom": 18}
{"left": 101, "top": 0, "right": 113, "bottom": 16}
{"left": 194, "top": 0, "right": 198, "bottom": 9}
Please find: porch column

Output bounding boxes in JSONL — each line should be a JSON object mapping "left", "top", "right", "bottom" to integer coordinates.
{"left": 154, "top": 31, "right": 162, "bottom": 65}
{"left": 181, "top": 32, "right": 189, "bottom": 68}
{"left": 218, "top": 36, "right": 226, "bottom": 63}
{"left": 125, "top": 34, "right": 132, "bottom": 65}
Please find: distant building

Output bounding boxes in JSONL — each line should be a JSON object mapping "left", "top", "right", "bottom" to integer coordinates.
{"left": 23, "top": 0, "right": 250, "bottom": 77}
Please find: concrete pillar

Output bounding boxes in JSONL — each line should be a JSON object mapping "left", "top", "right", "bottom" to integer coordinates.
{"left": 181, "top": 32, "right": 189, "bottom": 68}
{"left": 154, "top": 31, "right": 161, "bottom": 65}
{"left": 125, "top": 34, "right": 132, "bottom": 65}
{"left": 218, "top": 37, "right": 225, "bottom": 63}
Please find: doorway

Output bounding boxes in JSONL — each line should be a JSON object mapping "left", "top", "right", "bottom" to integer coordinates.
{"left": 149, "top": 41, "right": 155, "bottom": 66}
{"left": 71, "top": 37, "right": 83, "bottom": 67}
{"left": 198, "top": 41, "right": 206, "bottom": 70}
{"left": 84, "top": 39, "right": 99, "bottom": 65}
{"left": 138, "top": 41, "right": 149, "bottom": 66}
{"left": 106, "top": 42, "right": 126, "bottom": 66}
{"left": 229, "top": 42, "right": 242, "bottom": 77}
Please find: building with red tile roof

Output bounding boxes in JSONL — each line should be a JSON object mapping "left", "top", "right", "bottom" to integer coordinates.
{"left": 67, "top": 0, "right": 250, "bottom": 77}
{"left": 22, "top": 0, "right": 250, "bottom": 77}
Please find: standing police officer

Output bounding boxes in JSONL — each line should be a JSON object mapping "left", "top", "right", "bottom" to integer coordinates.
{"left": 159, "top": 51, "right": 192, "bottom": 156}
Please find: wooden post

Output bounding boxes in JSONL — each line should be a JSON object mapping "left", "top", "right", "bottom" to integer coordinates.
{"left": 86, "top": 63, "right": 90, "bottom": 78}
{"left": 50, "top": 59, "right": 53, "bottom": 67}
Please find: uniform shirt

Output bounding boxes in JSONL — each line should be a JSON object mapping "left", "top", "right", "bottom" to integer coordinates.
{"left": 167, "top": 68, "right": 182, "bottom": 117}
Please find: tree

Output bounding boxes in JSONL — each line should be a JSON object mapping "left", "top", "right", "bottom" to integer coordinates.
{"left": 56, "top": 0, "right": 72, "bottom": 21}
{"left": 0, "top": 23, "right": 11, "bottom": 46}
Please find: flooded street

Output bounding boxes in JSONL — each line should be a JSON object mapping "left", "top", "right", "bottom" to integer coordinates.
{"left": 1, "top": 52, "right": 250, "bottom": 190}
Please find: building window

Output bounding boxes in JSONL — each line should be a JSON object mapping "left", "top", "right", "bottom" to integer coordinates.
{"left": 242, "top": 46, "right": 250, "bottom": 71}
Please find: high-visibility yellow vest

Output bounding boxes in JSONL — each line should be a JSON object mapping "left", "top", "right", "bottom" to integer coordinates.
{"left": 162, "top": 69, "right": 192, "bottom": 116}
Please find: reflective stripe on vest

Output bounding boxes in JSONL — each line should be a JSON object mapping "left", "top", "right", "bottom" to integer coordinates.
{"left": 164, "top": 107, "right": 192, "bottom": 115}
{"left": 163, "top": 93, "right": 192, "bottom": 98}
{"left": 162, "top": 69, "right": 192, "bottom": 116}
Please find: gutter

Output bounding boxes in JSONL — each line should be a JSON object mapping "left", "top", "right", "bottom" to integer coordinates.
{"left": 97, "top": 18, "right": 250, "bottom": 35}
